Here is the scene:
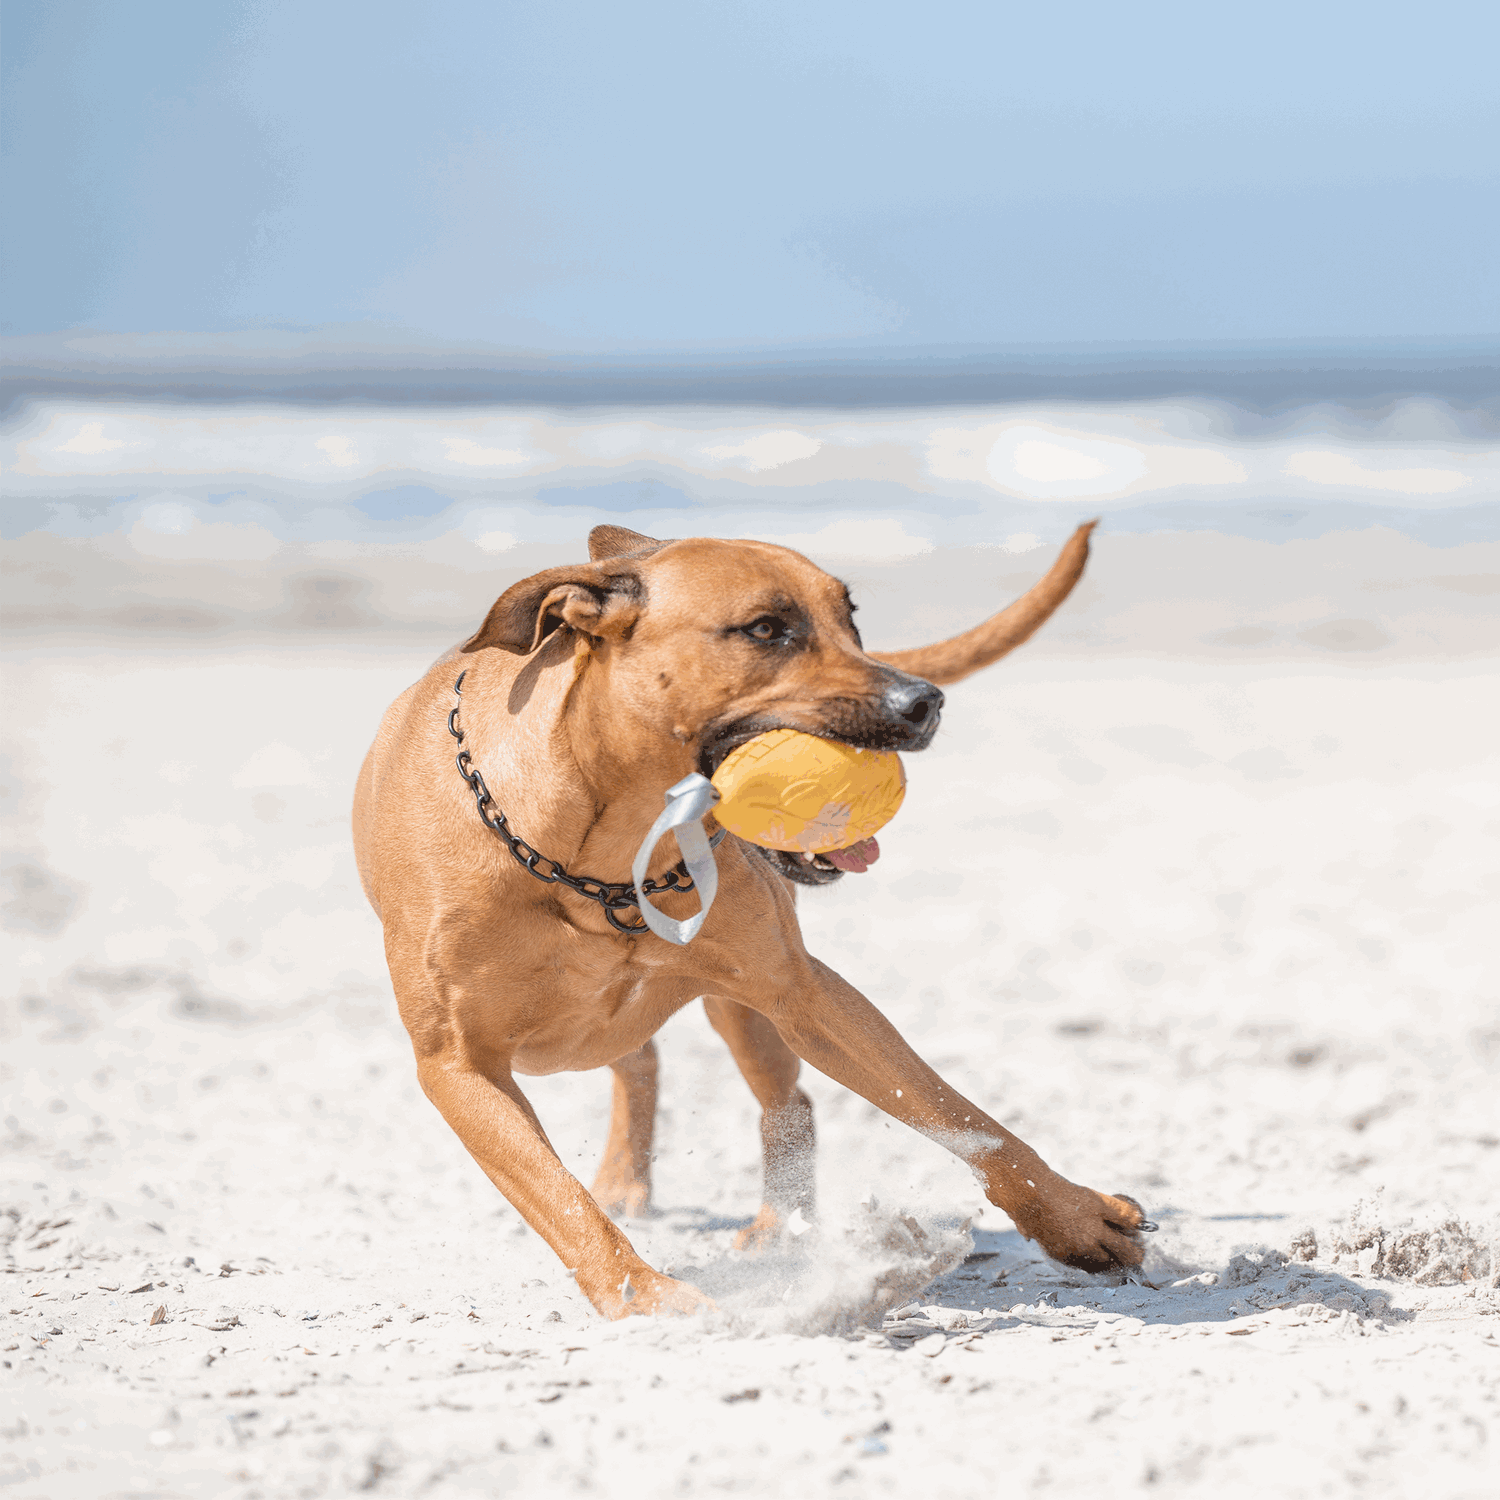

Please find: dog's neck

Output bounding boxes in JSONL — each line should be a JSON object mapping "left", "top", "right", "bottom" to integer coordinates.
{"left": 465, "top": 632, "right": 699, "bottom": 883}
{"left": 563, "top": 639, "right": 703, "bottom": 865}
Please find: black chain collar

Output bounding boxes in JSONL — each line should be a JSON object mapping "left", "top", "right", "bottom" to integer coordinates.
{"left": 447, "top": 671, "right": 723, "bottom": 936}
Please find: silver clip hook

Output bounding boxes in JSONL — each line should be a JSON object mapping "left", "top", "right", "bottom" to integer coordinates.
{"left": 631, "top": 773, "right": 721, "bottom": 945}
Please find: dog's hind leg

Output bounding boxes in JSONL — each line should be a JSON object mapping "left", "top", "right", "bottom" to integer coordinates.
{"left": 590, "top": 1041, "right": 657, "bottom": 1217}
{"left": 703, "top": 996, "right": 816, "bottom": 1252}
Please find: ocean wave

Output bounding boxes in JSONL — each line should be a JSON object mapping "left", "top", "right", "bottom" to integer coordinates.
{"left": 4, "top": 395, "right": 1497, "bottom": 552}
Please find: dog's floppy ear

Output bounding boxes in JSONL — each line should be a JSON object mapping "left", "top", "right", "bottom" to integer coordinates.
{"left": 461, "top": 561, "right": 644, "bottom": 655}
{"left": 588, "top": 525, "right": 670, "bottom": 561}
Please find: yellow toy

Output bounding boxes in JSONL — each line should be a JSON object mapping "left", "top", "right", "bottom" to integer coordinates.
{"left": 710, "top": 729, "right": 906, "bottom": 854}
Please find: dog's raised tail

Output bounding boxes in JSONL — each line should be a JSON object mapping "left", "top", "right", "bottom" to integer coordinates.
{"left": 869, "top": 521, "right": 1096, "bottom": 686}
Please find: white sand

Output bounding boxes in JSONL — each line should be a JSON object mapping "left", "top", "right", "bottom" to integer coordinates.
{"left": 3, "top": 534, "right": 1498, "bottom": 1498}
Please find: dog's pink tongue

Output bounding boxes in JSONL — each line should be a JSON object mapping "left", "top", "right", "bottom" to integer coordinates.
{"left": 823, "top": 837, "right": 880, "bottom": 873}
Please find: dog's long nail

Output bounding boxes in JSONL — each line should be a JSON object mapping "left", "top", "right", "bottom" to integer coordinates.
{"left": 1113, "top": 1192, "right": 1157, "bottom": 1231}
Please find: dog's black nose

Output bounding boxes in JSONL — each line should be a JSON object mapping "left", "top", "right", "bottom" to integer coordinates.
{"left": 883, "top": 677, "right": 944, "bottom": 727}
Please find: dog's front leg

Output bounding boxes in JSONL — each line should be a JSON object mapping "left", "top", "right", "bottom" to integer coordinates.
{"left": 414, "top": 1048, "right": 711, "bottom": 1318}
{"left": 756, "top": 957, "right": 1151, "bottom": 1274}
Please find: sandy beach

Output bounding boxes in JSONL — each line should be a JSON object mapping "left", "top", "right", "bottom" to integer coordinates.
{"left": 3, "top": 526, "right": 1498, "bottom": 1498}
{"left": 7, "top": 3, "right": 1498, "bottom": 1489}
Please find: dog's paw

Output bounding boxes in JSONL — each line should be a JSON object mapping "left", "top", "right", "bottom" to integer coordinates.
{"left": 589, "top": 1160, "right": 653, "bottom": 1218}
{"left": 732, "top": 1204, "right": 789, "bottom": 1254}
{"left": 1011, "top": 1178, "right": 1154, "bottom": 1275}
{"left": 596, "top": 1267, "right": 715, "bottom": 1320}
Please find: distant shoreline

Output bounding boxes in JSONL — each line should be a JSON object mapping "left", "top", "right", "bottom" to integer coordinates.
{"left": 4, "top": 339, "right": 1498, "bottom": 418}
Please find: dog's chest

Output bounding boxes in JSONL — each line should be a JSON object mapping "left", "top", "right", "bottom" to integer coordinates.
{"left": 507, "top": 950, "right": 689, "bottom": 1074}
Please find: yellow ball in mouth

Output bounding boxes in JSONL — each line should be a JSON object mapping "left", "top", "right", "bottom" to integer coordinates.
{"left": 709, "top": 729, "right": 906, "bottom": 854}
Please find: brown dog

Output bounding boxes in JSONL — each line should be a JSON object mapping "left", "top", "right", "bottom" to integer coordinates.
{"left": 352, "top": 521, "right": 1151, "bottom": 1318}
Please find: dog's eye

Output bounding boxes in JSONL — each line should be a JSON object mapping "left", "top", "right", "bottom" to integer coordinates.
{"left": 742, "top": 616, "right": 788, "bottom": 643}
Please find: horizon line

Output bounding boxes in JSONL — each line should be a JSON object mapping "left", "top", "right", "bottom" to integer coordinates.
{"left": 4, "top": 332, "right": 1497, "bottom": 418}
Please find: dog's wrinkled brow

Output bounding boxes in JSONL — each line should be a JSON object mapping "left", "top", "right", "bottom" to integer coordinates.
{"left": 737, "top": 591, "right": 801, "bottom": 621}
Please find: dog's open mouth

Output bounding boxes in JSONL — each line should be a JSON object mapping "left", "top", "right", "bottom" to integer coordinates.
{"left": 741, "top": 834, "right": 883, "bottom": 887}
{"left": 804, "top": 836, "right": 881, "bottom": 874}
{"left": 698, "top": 708, "right": 924, "bottom": 888}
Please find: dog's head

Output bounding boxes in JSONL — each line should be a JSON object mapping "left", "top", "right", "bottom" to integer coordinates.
{"left": 462, "top": 525, "right": 943, "bottom": 885}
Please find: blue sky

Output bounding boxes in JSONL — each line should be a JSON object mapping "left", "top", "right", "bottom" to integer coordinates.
{"left": 3, "top": 0, "right": 1497, "bottom": 352}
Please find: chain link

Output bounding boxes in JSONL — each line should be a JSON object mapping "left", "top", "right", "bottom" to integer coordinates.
{"left": 448, "top": 671, "right": 712, "bottom": 935}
